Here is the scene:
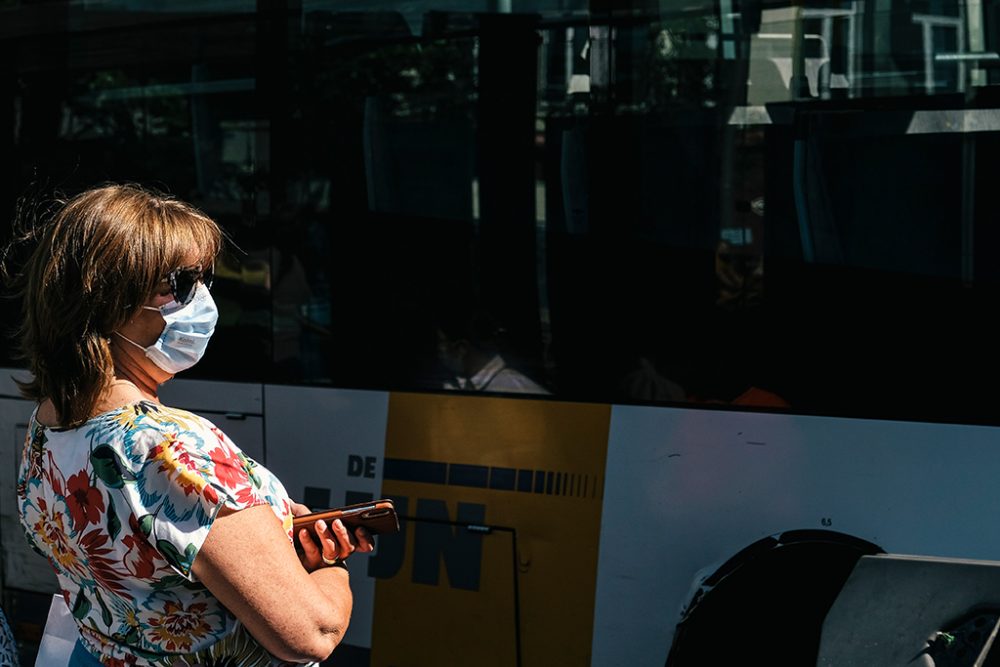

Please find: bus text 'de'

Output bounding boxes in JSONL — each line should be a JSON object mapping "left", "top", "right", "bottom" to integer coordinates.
{"left": 347, "top": 454, "right": 378, "bottom": 479}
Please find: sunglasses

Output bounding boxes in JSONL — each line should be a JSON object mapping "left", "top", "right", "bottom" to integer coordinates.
{"left": 166, "top": 264, "right": 214, "bottom": 306}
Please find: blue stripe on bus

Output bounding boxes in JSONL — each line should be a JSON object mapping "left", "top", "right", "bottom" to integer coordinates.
{"left": 382, "top": 458, "right": 595, "bottom": 498}
{"left": 449, "top": 464, "right": 489, "bottom": 488}
{"left": 383, "top": 458, "right": 447, "bottom": 484}
{"left": 490, "top": 467, "right": 516, "bottom": 490}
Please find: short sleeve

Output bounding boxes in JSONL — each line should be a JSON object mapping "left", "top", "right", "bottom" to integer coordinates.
{"left": 16, "top": 421, "right": 50, "bottom": 559}
{"left": 117, "top": 411, "right": 270, "bottom": 580}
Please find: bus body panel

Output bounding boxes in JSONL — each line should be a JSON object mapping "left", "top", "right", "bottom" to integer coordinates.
{"left": 594, "top": 405, "right": 1000, "bottom": 665}
{"left": 263, "top": 384, "right": 390, "bottom": 651}
{"left": 8, "top": 371, "right": 1000, "bottom": 664}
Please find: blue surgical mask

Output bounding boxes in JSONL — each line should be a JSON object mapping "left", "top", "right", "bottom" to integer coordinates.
{"left": 115, "top": 282, "right": 219, "bottom": 374}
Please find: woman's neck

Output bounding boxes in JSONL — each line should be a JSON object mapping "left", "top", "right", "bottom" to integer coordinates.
{"left": 109, "top": 337, "right": 162, "bottom": 403}
{"left": 36, "top": 378, "right": 153, "bottom": 429}
{"left": 109, "top": 368, "right": 159, "bottom": 403}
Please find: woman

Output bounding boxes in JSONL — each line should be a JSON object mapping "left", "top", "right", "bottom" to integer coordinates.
{"left": 12, "top": 185, "right": 372, "bottom": 666}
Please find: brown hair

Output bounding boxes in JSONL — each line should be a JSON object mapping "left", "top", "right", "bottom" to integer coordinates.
{"left": 13, "top": 184, "right": 222, "bottom": 427}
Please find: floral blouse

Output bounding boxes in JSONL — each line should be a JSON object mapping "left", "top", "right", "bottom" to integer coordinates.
{"left": 16, "top": 401, "right": 297, "bottom": 666}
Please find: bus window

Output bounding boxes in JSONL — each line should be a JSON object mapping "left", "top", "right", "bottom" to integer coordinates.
{"left": 5, "top": 0, "right": 1000, "bottom": 423}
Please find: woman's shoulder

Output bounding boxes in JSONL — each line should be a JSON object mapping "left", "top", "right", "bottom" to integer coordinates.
{"left": 84, "top": 403, "right": 246, "bottom": 478}
{"left": 113, "top": 402, "right": 230, "bottom": 442}
{"left": 44, "top": 400, "right": 221, "bottom": 444}
{"left": 84, "top": 381, "right": 220, "bottom": 433}
{"left": 126, "top": 401, "right": 212, "bottom": 428}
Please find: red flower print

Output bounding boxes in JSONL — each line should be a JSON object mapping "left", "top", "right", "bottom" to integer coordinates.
{"left": 151, "top": 436, "right": 199, "bottom": 474}
{"left": 174, "top": 449, "right": 199, "bottom": 473}
{"left": 148, "top": 434, "right": 208, "bottom": 497}
{"left": 46, "top": 451, "right": 66, "bottom": 497}
{"left": 66, "top": 471, "right": 105, "bottom": 531}
{"left": 80, "top": 529, "right": 129, "bottom": 596}
{"left": 34, "top": 499, "right": 82, "bottom": 575}
{"left": 210, "top": 427, "right": 227, "bottom": 445}
{"left": 146, "top": 600, "right": 213, "bottom": 652}
{"left": 207, "top": 446, "right": 248, "bottom": 490}
{"left": 122, "top": 516, "right": 160, "bottom": 580}
{"left": 232, "top": 484, "right": 263, "bottom": 508}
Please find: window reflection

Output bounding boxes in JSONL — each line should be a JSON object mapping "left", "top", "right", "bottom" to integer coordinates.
{"left": 4, "top": 1, "right": 1000, "bottom": 422}
{"left": 68, "top": 0, "right": 254, "bottom": 14}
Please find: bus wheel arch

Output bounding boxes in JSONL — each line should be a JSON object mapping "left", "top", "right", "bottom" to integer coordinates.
{"left": 665, "top": 529, "right": 883, "bottom": 666}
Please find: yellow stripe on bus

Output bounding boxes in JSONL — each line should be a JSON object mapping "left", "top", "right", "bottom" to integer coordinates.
{"left": 371, "top": 392, "right": 612, "bottom": 666}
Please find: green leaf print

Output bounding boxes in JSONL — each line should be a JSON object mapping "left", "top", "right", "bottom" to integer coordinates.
{"left": 91, "top": 445, "right": 136, "bottom": 488}
{"left": 157, "top": 539, "right": 188, "bottom": 571}
{"left": 123, "top": 625, "right": 140, "bottom": 644}
{"left": 71, "top": 589, "right": 91, "bottom": 620}
{"left": 94, "top": 589, "right": 113, "bottom": 627}
{"left": 138, "top": 514, "right": 154, "bottom": 536}
{"left": 106, "top": 495, "right": 121, "bottom": 541}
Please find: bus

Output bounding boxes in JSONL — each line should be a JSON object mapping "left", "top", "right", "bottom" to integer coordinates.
{"left": 2, "top": 0, "right": 1000, "bottom": 664}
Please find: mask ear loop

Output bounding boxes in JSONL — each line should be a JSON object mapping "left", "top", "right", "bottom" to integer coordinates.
{"left": 114, "top": 300, "right": 167, "bottom": 350}
{"left": 113, "top": 331, "right": 146, "bottom": 351}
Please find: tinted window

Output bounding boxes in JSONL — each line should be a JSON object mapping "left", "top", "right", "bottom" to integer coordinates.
{"left": 3, "top": 0, "right": 1000, "bottom": 424}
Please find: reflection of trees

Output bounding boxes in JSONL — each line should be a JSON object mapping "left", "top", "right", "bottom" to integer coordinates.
{"left": 298, "top": 29, "right": 476, "bottom": 121}
{"left": 286, "top": 26, "right": 478, "bottom": 203}
{"left": 62, "top": 70, "right": 191, "bottom": 141}
{"left": 646, "top": 14, "right": 721, "bottom": 110}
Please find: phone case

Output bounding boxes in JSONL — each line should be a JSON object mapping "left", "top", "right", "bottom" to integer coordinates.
{"left": 292, "top": 499, "right": 400, "bottom": 543}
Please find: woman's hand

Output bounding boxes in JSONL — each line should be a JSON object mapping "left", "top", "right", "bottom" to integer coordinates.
{"left": 292, "top": 501, "right": 376, "bottom": 572}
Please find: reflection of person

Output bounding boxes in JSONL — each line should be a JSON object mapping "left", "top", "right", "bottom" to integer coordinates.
{"left": 271, "top": 246, "right": 330, "bottom": 380}
{"left": 715, "top": 240, "right": 763, "bottom": 310}
{"left": 11, "top": 185, "right": 372, "bottom": 666}
{"left": 436, "top": 309, "right": 548, "bottom": 394}
{"left": 619, "top": 355, "right": 686, "bottom": 402}
{"left": 696, "top": 239, "right": 788, "bottom": 407}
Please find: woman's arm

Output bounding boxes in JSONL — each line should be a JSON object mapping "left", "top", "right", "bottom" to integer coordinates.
{"left": 191, "top": 505, "right": 362, "bottom": 663}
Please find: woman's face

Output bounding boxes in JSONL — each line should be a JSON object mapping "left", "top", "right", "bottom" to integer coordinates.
{"left": 122, "top": 282, "right": 173, "bottom": 336}
{"left": 115, "top": 254, "right": 201, "bottom": 383}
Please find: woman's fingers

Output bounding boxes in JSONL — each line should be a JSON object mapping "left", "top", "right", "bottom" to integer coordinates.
{"left": 354, "top": 527, "right": 375, "bottom": 553}
{"left": 311, "top": 519, "right": 339, "bottom": 562}
{"left": 305, "top": 519, "right": 376, "bottom": 566}
{"left": 298, "top": 527, "right": 321, "bottom": 567}
{"left": 326, "top": 519, "right": 356, "bottom": 560}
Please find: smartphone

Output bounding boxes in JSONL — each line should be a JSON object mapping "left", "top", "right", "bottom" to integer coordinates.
{"left": 293, "top": 499, "right": 399, "bottom": 548}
